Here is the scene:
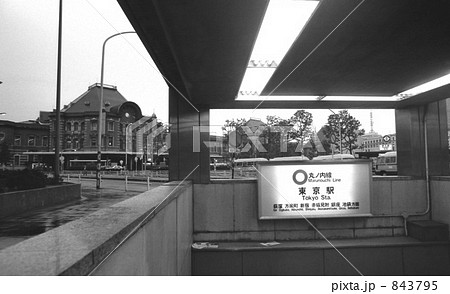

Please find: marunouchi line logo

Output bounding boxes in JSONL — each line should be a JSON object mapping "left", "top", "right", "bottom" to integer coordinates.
{"left": 292, "top": 169, "right": 308, "bottom": 185}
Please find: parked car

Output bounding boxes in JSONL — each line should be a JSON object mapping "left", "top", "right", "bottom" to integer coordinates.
{"left": 105, "top": 165, "right": 124, "bottom": 171}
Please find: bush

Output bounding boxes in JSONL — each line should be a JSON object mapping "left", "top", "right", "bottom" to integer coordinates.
{"left": 0, "top": 169, "right": 49, "bottom": 193}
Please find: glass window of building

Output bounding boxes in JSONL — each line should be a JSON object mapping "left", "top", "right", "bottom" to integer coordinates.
{"left": 28, "top": 135, "right": 35, "bottom": 146}
{"left": 91, "top": 138, "right": 97, "bottom": 147}
{"left": 92, "top": 121, "right": 97, "bottom": 131}
{"left": 14, "top": 135, "right": 21, "bottom": 146}
{"left": 42, "top": 136, "right": 48, "bottom": 147}
{"left": 108, "top": 136, "right": 113, "bottom": 146}
{"left": 74, "top": 122, "right": 79, "bottom": 132}
{"left": 108, "top": 121, "right": 114, "bottom": 131}
{"left": 66, "top": 122, "right": 72, "bottom": 131}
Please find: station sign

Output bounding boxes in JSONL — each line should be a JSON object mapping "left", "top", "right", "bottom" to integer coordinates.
{"left": 379, "top": 144, "right": 392, "bottom": 151}
{"left": 257, "top": 160, "right": 372, "bottom": 219}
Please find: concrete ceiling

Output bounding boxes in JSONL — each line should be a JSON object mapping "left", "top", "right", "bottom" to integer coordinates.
{"left": 118, "top": 0, "right": 450, "bottom": 109}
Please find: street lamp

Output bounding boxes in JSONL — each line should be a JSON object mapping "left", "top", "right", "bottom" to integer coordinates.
{"left": 96, "top": 31, "right": 136, "bottom": 189}
{"left": 329, "top": 109, "right": 342, "bottom": 160}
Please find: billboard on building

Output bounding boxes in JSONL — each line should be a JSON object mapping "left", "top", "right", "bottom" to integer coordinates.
{"left": 257, "top": 160, "right": 372, "bottom": 219}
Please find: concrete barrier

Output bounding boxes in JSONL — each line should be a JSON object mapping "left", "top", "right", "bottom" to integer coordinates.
{"left": 193, "top": 177, "right": 427, "bottom": 242}
{"left": 0, "top": 183, "right": 81, "bottom": 218}
{"left": 0, "top": 181, "right": 193, "bottom": 276}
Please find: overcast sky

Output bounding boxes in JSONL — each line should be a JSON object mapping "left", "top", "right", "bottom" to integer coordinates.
{"left": 0, "top": 0, "right": 396, "bottom": 135}
{"left": 0, "top": 0, "right": 169, "bottom": 122}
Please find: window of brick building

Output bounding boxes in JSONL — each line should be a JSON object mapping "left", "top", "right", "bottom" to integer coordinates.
{"left": 14, "top": 135, "right": 21, "bottom": 146}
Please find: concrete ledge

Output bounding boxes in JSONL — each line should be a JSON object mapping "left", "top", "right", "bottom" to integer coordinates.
{"left": 0, "top": 181, "right": 192, "bottom": 276}
{"left": 192, "top": 237, "right": 449, "bottom": 251}
{"left": 192, "top": 237, "right": 450, "bottom": 275}
{"left": 407, "top": 220, "right": 449, "bottom": 241}
{"left": 0, "top": 183, "right": 81, "bottom": 218}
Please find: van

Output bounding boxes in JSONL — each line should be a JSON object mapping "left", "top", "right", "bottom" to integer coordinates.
{"left": 375, "top": 151, "right": 397, "bottom": 175}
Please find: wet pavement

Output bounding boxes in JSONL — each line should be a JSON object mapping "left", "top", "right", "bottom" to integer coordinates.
{"left": 0, "top": 178, "right": 163, "bottom": 250}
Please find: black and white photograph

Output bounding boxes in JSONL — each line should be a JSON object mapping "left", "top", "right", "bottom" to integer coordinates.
{"left": 0, "top": 0, "right": 449, "bottom": 292}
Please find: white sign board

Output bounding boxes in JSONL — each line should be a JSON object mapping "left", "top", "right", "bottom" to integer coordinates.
{"left": 379, "top": 144, "right": 393, "bottom": 151}
{"left": 257, "top": 160, "right": 372, "bottom": 219}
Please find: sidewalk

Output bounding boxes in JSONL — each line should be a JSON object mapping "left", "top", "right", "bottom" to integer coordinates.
{"left": 61, "top": 171, "right": 169, "bottom": 183}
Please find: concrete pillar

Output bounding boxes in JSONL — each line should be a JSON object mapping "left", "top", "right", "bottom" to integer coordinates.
{"left": 425, "top": 100, "right": 449, "bottom": 176}
{"left": 396, "top": 100, "right": 449, "bottom": 177}
{"left": 169, "top": 88, "right": 210, "bottom": 183}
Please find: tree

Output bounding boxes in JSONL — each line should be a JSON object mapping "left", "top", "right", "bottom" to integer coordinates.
{"left": 323, "top": 110, "right": 365, "bottom": 154}
{"left": 289, "top": 110, "right": 313, "bottom": 154}
{"left": 264, "top": 115, "right": 293, "bottom": 158}
{"left": 317, "top": 126, "right": 333, "bottom": 154}
{"left": 222, "top": 118, "right": 247, "bottom": 155}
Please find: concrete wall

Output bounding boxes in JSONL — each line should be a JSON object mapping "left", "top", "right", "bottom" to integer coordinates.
{"left": 0, "top": 183, "right": 81, "bottom": 218}
{"left": 431, "top": 176, "right": 450, "bottom": 234}
{"left": 0, "top": 182, "right": 193, "bottom": 276}
{"left": 192, "top": 240, "right": 450, "bottom": 275}
{"left": 193, "top": 178, "right": 428, "bottom": 242}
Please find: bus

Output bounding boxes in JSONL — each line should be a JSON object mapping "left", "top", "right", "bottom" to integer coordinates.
{"left": 312, "top": 154, "right": 355, "bottom": 160}
{"left": 270, "top": 156, "right": 310, "bottom": 161}
{"left": 374, "top": 151, "right": 397, "bottom": 175}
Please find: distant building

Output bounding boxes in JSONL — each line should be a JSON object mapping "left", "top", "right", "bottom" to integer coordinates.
{"left": 0, "top": 120, "right": 50, "bottom": 167}
{"left": 42, "top": 83, "right": 143, "bottom": 153}
{"left": 357, "top": 131, "right": 397, "bottom": 152}
{"left": 21, "top": 84, "right": 158, "bottom": 170}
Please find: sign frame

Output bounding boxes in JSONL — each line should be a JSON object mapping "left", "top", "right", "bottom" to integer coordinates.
{"left": 257, "top": 159, "right": 373, "bottom": 220}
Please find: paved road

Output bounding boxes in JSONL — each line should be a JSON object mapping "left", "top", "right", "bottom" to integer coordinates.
{"left": 0, "top": 178, "right": 163, "bottom": 250}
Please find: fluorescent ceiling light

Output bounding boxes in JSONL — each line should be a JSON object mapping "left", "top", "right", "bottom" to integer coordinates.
{"left": 395, "top": 73, "right": 450, "bottom": 98}
{"left": 236, "top": 95, "right": 318, "bottom": 101}
{"left": 238, "top": 0, "right": 450, "bottom": 103}
{"left": 237, "top": 0, "right": 319, "bottom": 99}
{"left": 322, "top": 96, "right": 399, "bottom": 102}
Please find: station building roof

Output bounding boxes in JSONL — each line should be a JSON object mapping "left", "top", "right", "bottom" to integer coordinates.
{"left": 117, "top": 0, "right": 450, "bottom": 109}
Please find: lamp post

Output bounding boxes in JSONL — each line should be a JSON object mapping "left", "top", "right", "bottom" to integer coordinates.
{"left": 96, "top": 31, "right": 136, "bottom": 189}
{"left": 329, "top": 109, "right": 342, "bottom": 160}
{"left": 54, "top": 0, "right": 63, "bottom": 182}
